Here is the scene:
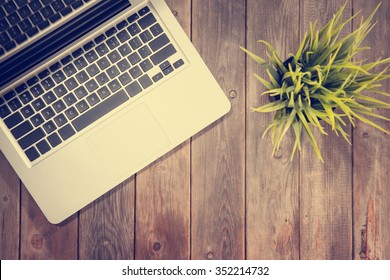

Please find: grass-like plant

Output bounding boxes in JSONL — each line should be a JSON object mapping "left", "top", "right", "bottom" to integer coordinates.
{"left": 242, "top": 2, "right": 390, "bottom": 162}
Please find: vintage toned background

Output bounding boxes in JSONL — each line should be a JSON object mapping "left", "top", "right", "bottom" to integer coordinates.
{"left": 1, "top": 0, "right": 389, "bottom": 260}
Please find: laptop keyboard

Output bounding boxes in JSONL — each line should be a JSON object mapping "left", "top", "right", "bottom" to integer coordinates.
{"left": 0, "top": 6, "right": 185, "bottom": 162}
{"left": 0, "top": 0, "right": 89, "bottom": 57}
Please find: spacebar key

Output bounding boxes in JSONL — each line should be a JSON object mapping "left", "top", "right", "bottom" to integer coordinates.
{"left": 72, "top": 90, "right": 129, "bottom": 132}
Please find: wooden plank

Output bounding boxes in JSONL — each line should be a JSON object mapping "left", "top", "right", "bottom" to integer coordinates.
{"left": 0, "top": 151, "right": 20, "bottom": 259}
{"left": 353, "top": 0, "right": 390, "bottom": 260}
{"left": 246, "top": 0, "right": 300, "bottom": 260}
{"left": 299, "top": 0, "right": 353, "bottom": 259}
{"left": 191, "top": 0, "right": 245, "bottom": 260}
{"left": 20, "top": 184, "right": 78, "bottom": 259}
{"left": 135, "top": 0, "right": 191, "bottom": 260}
{"left": 79, "top": 178, "right": 134, "bottom": 259}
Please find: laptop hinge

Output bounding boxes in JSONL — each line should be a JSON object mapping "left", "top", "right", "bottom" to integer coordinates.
{"left": 0, "top": 0, "right": 131, "bottom": 88}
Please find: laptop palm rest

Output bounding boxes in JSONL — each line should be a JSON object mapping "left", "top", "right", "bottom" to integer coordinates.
{"left": 86, "top": 103, "right": 170, "bottom": 180}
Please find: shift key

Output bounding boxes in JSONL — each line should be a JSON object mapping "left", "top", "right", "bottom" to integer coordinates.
{"left": 18, "top": 128, "right": 45, "bottom": 150}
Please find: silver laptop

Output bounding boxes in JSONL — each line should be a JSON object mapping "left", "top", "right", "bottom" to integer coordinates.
{"left": 0, "top": 0, "right": 230, "bottom": 223}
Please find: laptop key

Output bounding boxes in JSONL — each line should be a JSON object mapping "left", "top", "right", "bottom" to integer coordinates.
{"left": 129, "top": 37, "right": 142, "bottom": 50}
{"left": 83, "top": 79, "right": 97, "bottom": 92}
{"left": 53, "top": 84, "right": 66, "bottom": 97}
{"left": 108, "top": 79, "right": 121, "bottom": 93}
{"left": 125, "top": 81, "right": 142, "bottom": 98}
{"left": 71, "top": 0, "right": 83, "bottom": 10}
{"left": 19, "top": 18, "right": 32, "bottom": 32}
{"left": 61, "top": 55, "right": 73, "bottom": 65}
{"left": 50, "top": 62, "right": 61, "bottom": 72}
{"left": 150, "top": 23, "right": 163, "bottom": 36}
{"left": 96, "top": 72, "right": 109, "bottom": 86}
{"left": 0, "top": 105, "right": 11, "bottom": 118}
{"left": 54, "top": 113, "right": 67, "bottom": 127}
{"left": 8, "top": 12, "right": 21, "bottom": 26}
{"left": 85, "top": 49, "right": 99, "bottom": 62}
{"left": 27, "top": 76, "right": 39, "bottom": 86}
{"left": 42, "top": 91, "right": 56, "bottom": 104}
{"left": 37, "top": 20, "right": 50, "bottom": 30}
{"left": 97, "top": 86, "right": 111, "bottom": 99}
{"left": 4, "top": 112, "right": 23, "bottom": 129}
{"left": 41, "top": 77, "right": 56, "bottom": 90}
{"left": 52, "top": 0, "right": 65, "bottom": 12}
{"left": 72, "top": 89, "right": 129, "bottom": 132}
{"left": 107, "top": 65, "right": 120, "bottom": 78}
{"left": 139, "top": 30, "right": 153, "bottom": 43}
{"left": 75, "top": 70, "right": 89, "bottom": 83}
{"left": 138, "top": 7, "right": 150, "bottom": 16}
{"left": 75, "top": 100, "right": 89, "bottom": 113}
{"left": 43, "top": 120, "right": 56, "bottom": 134}
{"left": 47, "top": 132, "right": 62, "bottom": 147}
{"left": 19, "top": 91, "right": 33, "bottom": 104}
{"left": 107, "top": 50, "right": 120, "bottom": 63}
{"left": 118, "top": 73, "right": 132, "bottom": 86}
{"left": 74, "top": 56, "right": 88, "bottom": 69}
{"left": 64, "top": 63, "right": 77, "bottom": 76}
{"left": 25, "top": 146, "right": 40, "bottom": 161}
{"left": 21, "top": 105, "right": 34, "bottom": 118}
{"left": 38, "top": 69, "right": 50, "bottom": 79}
{"left": 83, "top": 40, "right": 95, "bottom": 51}
{"left": 26, "top": 27, "right": 39, "bottom": 38}
{"left": 4, "top": 90, "right": 16, "bottom": 100}
{"left": 15, "top": 34, "right": 28, "bottom": 44}
{"left": 3, "top": 41, "right": 16, "bottom": 51}
{"left": 127, "top": 13, "right": 139, "bottom": 24}
{"left": 60, "top": 6, "right": 72, "bottom": 16}
{"left": 149, "top": 34, "right": 169, "bottom": 52}
{"left": 128, "top": 52, "right": 141, "bottom": 65}
{"left": 140, "top": 59, "right": 153, "bottom": 72}
{"left": 64, "top": 77, "right": 78, "bottom": 90}
{"left": 58, "top": 124, "right": 75, "bottom": 140}
{"left": 118, "top": 43, "right": 132, "bottom": 56}
{"left": 31, "top": 98, "right": 45, "bottom": 111}
{"left": 173, "top": 59, "right": 185, "bottom": 69}
{"left": 152, "top": 72, "right": 163, "bottom": 83}
{"left": 117, "top": 29, "right": 130, "bottom": 43}
{"left": 30, "top": 113, "right": 44, "bottom": 127}
{"left": 138, "top": 13, "right": 156, "bottom": 29}
{"left": 52, "top": 70, "right": 66, "bottom": 83}
{"left": 74, "top": 86, "right": 88, "bottom": 99}
{"left": 42, "top": 107, "right": 55, "bottom": 120}
{"left": 41, "top": 6, "right": 54, "bottom": 18}
{"left": 150, "top": 44, "right": 177, "bottom": 65}
{"left": 29, "top": 13, "right": 43, "bottom": 25}
{"left": 29, "top": 0, "right": 43, "bottom": 12}
{"left": 105, "top": 27, "right": 117, "bottom": 37}
{"left": 18, "top": 127, "right": 45, "bottom": 150}
{"left": 139, "top": 74, "right": 153, "bottom": 89}
{"left": 97, "top": 57, "right": 110, "bottom": 70}
{"left": 64, "top": 106, "right": 79, "bottom": 120}
{"left": 19, "top": 5, "right": 32, "bottom": 19}
{"left": 8, "top": 26, "right": 22, "bottom": 39}
{"left": 129, "top": 66, "right": 142, "bottom": 79}
{"left": 128, "top": 23, "right": 141, "bottom": 36}
{"left": 86, "top": 93, "right": 100, "bottom": 106}
{"left": 36, "top": 139, "right": 51, "bottom": 155}
{"left": 3, "top": 2, "right": 17, "bottom": 14}
{"left": 96, "top": 43, "right": 109, "bottom": 56}
{"left": 53, "top": 99, "right": 66, "bottom": 112}
{"left": 8, "top": 98, "right": 23, "bottom": 111}
{"left": 11, "top": 120, "right": 33, "bottom": 139}
{"left": 86, "top": 63, "right": 100, "bottom": 77}
{"left": 63, "top": 93, "right": 77, "bottom": 106}
{"left": 48, "top": 13, "right": 61, "bottom": 24}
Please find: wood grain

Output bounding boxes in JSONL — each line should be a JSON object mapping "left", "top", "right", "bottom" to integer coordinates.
{"left": 191, "top": 0, "right": 246, "bottom": 260}
{"left": 134, "top": 0, "right": 191, "bottom": 260}
{"left": 20, "top": 184, "right": 78, "bottom": 259}
{"left": 299, "top": 0, "right": 353, "bottom": 260}
{"left": 0, "top": 151, "right": 20, "bottom": 259}
{"left": 353, "top": 0, "right": 390, "bottom": 260}
{"left": 79, "top": 178, "right": 134, "bottom": 259}
{"left": 246, "top": 0, "right": 300, "bottom": 260}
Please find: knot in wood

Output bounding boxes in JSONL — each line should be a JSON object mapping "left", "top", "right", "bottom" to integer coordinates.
{"left": 172, "top": 10, "right": 178, "bottom": 16}
{"left": 153, "top": 242, "right": 161, "bottom": 251}
{"left": 206, "top": 251, "right": 214, "bottom": 259}
{"left": 3, "top": 196, "right": 8, "bottom": 202}
{"left": 31, "top": 234, "right": 44, "bottom": 249}
{"left": 362, "top": 132, "right": 369, "bottom": 139}
{"left": 229, "top": 90, "right": 237, "bottom": 99}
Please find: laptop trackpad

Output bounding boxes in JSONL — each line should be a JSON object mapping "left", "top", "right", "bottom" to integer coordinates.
{"left": 86, "top": 103, "right": 170, "bottom": 180}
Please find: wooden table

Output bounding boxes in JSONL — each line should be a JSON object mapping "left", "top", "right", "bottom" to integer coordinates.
{"left": 1, "top": 0, "right": 389, "bottom": 260}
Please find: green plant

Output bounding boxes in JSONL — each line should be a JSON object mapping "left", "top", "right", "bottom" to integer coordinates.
{"left": 242, "top": 2, "right": 390, "bottom": 162}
